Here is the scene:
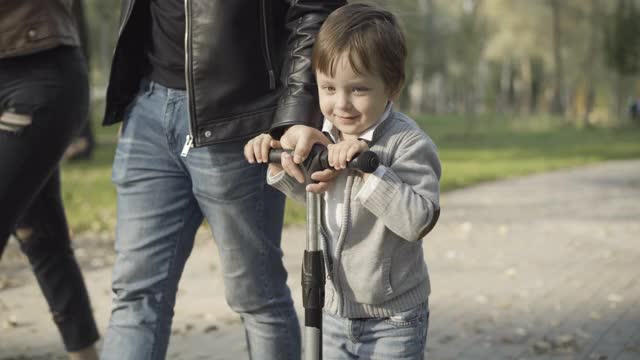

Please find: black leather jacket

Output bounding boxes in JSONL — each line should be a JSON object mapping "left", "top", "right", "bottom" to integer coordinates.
{"left": 0, "top": 0, "right": 81, "bottom": 59}
{"left": 104, "top": 0, "right": 345, "bottom": 147}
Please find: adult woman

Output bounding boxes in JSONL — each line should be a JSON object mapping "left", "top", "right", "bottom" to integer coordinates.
{"left": 0, "top": 1, "right": 99, "bottom": 358}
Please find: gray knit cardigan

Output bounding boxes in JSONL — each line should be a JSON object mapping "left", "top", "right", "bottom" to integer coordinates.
{"left": 268, "top": 110, "right": 441, "bottom": 318}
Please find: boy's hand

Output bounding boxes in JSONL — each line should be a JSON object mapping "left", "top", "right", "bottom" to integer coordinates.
{"left": 327, "top": 139, "right": 369, "bottom": 170}
{"left": 306, "top": 168, "right": 339, "bottom": 193}
{"left": 244, "top": 133, "right": 273, "bottom": 163}
{"left": 280, "top": 125, "right": 330, "bottom": 183}
{"left": 244, "top": 133, "right": 283, "bottom": 175}
{"left": 305, "top": 139, "right": 370, "bottom": 194}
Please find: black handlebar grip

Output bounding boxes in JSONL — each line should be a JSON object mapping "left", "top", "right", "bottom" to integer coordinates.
{"left": 348, "top": 150, "right": 380, "bottom": 173}
{"left": 268, "top": 149, "right": 292, "bottom": 164}
{"left": 267, "top": 148, "right": 379, "bottom": 173}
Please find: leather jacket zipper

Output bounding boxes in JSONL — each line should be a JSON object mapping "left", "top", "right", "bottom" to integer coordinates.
{"left": 182, "top": 0, "right": 196, "bottom": 155}
{"left": 260, "top": 0, "right": 276, "bottom": 90}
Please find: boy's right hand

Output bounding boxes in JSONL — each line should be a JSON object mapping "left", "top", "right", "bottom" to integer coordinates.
{"left": 244, "top": 133, "right": 283, "bottom": 175}
{"left": 280, "top": 125, "right": 331, "bottom": 184}
{"left": 244, "top": 133, "right": 273, "bottom": 164}
{"left": 306, "top": 168, "right": 339, "bottom": 193}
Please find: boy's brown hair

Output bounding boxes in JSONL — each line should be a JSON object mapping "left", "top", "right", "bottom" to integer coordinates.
{"left": 312, "top": 3, "right": 407, "bottom": 97}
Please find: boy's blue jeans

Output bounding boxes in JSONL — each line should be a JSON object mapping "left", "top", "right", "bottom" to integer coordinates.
{"left": 322, "top": 302, "right": 429, "bottom": 359}
{"left": 101, "top": 80, "right": 300, "bottom": 359}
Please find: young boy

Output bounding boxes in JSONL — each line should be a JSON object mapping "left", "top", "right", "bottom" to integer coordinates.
{"left": 245, "top": 3, "right": 441, "bottom": 359}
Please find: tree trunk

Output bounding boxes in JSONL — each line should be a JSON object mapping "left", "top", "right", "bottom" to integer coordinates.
{"left": 583, "top": 0, "right": 600, "bottom": 127}
{"left": 550, "top": 0, "right": 566, "bottom": 115}
{"left": 408, "top": 0, "right": 427, "bottom": 115}
{"left": 529, "top": 57, "right": 543, "bottom": 114}
{"left": 617, "top": 72, "right": 626, "bottom": 121}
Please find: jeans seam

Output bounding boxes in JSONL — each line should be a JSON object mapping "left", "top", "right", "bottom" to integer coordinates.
{"left": 162, "top": 90, "right": 175, "bottom": 150}
{"left": 260, "top": 164, "right": 297, "bottom": 359}
{"left": 421, "top": 310, "right": 430, "bottom": 350}
{"left": 144, "top": 80, "right": 169, "bottom": 360}
{"left": 149, "top": 204, "right": 196, "bottom": 359}
{"left": 347, "top": 319, "right": 358, "bottom": 343}
{"left": 258, "top": 171, "right": 269, "bottom": 300}
{"left": 257, "top": 169, "right": 294, "bottom": 360}
{"left": 149, "top": 224, "right": 179, "bottom": 360}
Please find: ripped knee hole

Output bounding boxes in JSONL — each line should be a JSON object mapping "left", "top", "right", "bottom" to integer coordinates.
{"left": 14, "top": 227, "right": 34, "bottom": 243}
{"left": 0, "top": 109, "right": 33, "bottom": 133}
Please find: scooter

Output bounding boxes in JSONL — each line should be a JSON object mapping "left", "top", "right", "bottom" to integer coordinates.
{"left": 268, "top": 144, "right": 379, "bottom": 360}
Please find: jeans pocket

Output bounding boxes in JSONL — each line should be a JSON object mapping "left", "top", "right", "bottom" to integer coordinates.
{"left": 384, "top": 303, "right": 428, "bottom": 328}
{"left": 110, "top": 91, "right": 145, "bottom": 185}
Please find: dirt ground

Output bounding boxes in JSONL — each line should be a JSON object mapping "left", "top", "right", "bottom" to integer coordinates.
{"left": 1, "top": 159, "right": 639, "bottom": 359}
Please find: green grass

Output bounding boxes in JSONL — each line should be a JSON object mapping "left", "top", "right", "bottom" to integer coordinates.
{"left": 421, "top": 114, "right": 640, "bottom": 191}
{"left": 61, "top": 122, "right": 119, "bottom": 234}
{"left": 61, "top": 113, "right": 640, "bottom": 234}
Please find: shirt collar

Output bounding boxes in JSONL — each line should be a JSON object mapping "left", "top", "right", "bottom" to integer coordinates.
{"left": 321, "top": 102, "right": 392, "bottom": 143}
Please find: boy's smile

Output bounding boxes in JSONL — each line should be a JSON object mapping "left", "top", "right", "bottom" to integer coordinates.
{"left": 316, "top": 53, "right": 390, "bottom": 140}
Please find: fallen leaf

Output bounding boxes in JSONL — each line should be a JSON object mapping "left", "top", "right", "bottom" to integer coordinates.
{"left": 533, "top": 340, "right": 552, "bottom": 354}
{"left": 203, "top": 325, "right": 219, "bottom": 333}
{"left": 504, "top": 267, "right": 517, "bottom": 278}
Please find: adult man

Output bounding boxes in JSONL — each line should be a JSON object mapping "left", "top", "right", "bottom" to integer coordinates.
{"left": 101, "top": 1, "right": 344, "bottom": 359}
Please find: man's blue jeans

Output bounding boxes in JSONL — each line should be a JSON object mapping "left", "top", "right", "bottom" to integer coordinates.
{"left": 101, "top": 80, "right": 300, "bottom": 359}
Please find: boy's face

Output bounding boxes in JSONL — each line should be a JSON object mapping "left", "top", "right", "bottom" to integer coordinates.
{"left": 316, "top": 53, "right": 390, "bottom": 140}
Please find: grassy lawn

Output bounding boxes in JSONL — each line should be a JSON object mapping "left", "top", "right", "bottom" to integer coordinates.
{"left": 61, "top": 114, "right": 640, "bottom": 234}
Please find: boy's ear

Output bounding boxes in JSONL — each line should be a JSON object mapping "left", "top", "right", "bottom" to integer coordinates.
{"left": 388, "top": 88, "right": 401, "bottom": 102}
{"left": 386, "top": 82, "right": 404, "bottom": 101}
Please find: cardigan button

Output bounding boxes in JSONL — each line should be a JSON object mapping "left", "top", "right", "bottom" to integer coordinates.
{"left": 27, "top": 29, "right": 38, "bottom": 39}
{"left": 204, "top": 130, "right": 212, "bottom": 138}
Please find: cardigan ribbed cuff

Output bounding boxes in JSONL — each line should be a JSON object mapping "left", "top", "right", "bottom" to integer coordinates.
{"left": 360, "top": 168, "right": 404, "bottom": 218}
{"left": 267, "top": 170, "right": 305, "bottom": 203}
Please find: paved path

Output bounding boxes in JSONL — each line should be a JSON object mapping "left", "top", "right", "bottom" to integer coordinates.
{"left": 1, "top": 160, "right": 639, "bottom": 359}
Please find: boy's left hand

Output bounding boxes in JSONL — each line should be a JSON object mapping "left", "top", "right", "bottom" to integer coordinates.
{"left": 306, "top": 139, "right": 370, "bottom": 193}
{"left": 327, "top": 139, "right": 369, "bottom": 170}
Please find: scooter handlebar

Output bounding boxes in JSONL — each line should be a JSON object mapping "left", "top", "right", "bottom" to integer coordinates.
{"left": 268, "top": 146, "right": 379, "bottom": 174}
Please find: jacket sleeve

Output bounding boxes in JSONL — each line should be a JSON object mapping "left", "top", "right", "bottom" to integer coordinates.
{"left": 267, "top": 171, "right": 308, "bottom": 204}
{"left": 269, "top": 0, "right": 346, "bottom": 140}
{"left": 357, "top": 133, "right": 442, "bottom": 242}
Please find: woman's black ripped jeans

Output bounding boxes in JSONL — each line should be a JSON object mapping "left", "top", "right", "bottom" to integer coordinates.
{"left": 0, "top": 46, "right": 99, "bottom": 351}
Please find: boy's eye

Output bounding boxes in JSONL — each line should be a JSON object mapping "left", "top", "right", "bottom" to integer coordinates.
{"left": 352, "top": 87, "right": 369, "bottom": 93}
{"left": 323, "top": 86, "right": 335, "bottom": 92}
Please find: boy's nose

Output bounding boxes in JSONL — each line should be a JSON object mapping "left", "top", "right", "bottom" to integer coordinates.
{"left": 335, "top": 94, "right": 352, "bottom": 110}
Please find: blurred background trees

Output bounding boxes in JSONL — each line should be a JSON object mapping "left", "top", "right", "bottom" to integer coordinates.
{"left": 53, "top": 0, "right": 640, "bottom": 234}
{"left": 369, "top": 0, "right": 639, "bottom": 125}
{"left": 83, "top": 0, "right": 640, "bottom": 125}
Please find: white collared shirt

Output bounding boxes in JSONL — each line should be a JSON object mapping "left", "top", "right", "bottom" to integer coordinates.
{"left": 322, "top": 102, "right": 391, "bottom": 257}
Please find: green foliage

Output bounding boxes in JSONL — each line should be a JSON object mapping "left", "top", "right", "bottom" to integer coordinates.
{"left": 61, "top": 115, "right": 119, "bottom": 234}
{"left": 449, "top": 1, "right": 489, "bottom": 77}
{"left": 604, "top": 0, "right": 640, "bottom": 75}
